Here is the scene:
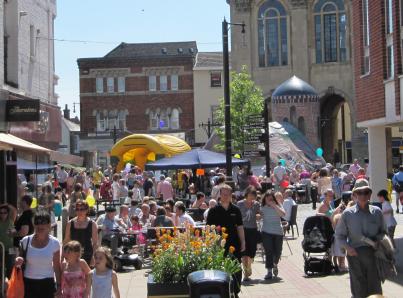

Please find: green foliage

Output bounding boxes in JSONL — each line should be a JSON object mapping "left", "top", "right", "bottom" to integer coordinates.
{"left": 215, "top": 66, "right": 264, "bottom": 153}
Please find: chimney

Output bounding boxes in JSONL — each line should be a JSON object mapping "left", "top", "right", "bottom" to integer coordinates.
{"left": 63, "top": 104, "right": 70, "bottom": 119}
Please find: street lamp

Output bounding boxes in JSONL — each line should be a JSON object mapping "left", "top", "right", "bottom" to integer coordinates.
{"left": 222, "top": 18, "right": 245, "bottom": 183}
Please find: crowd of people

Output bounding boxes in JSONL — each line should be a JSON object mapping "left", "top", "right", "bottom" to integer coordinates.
{"left": 0, "top": 158, "right": 401, "bottom": 297}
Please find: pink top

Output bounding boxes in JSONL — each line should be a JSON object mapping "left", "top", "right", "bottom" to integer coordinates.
{"left": 62, "top": 269, "right": 86, "bottom": 298}
{"left": 157, "top": 180, "right": 174, "bottom": 200}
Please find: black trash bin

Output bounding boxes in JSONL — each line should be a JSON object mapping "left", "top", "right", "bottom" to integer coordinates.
{"left": 188, "top": 270, "right": 231, "bottom": 298}
{"left": 311, "top": 185, "right": 318, "bottom": 210}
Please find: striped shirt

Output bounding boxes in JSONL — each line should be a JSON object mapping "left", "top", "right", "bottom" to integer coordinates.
{"left": 261, "top": 205, "right": 283, "bottom": 236}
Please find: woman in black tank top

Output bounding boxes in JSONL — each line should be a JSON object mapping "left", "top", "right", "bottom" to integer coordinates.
{"left": 63, "top": 200, "right": 98, "bottom": 265}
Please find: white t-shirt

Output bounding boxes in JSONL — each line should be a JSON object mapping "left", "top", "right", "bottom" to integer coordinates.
{"left": 178, "top": 213, "right": 195, "bottom": 226}
{"left": 21, "top": 235, "right": 60, "bottom": 279}
{"left": 382, "top": 201, "right": 397, "bottom": 228}
{"left": 273, "top": 166, "right": 286, "bottom": 182}
{"left": 283, "top": 197, "right": 296, "bottom": 221}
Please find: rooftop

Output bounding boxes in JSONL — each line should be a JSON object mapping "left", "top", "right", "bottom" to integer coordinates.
{"left": 105, "top": 41, "right": 198, "bottom": 58}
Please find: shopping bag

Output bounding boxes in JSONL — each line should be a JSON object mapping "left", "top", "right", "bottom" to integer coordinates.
{"left": 6, "top": 267, "right": 25, "bottom": 298}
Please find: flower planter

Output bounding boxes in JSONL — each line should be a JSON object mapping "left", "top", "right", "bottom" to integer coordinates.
{"left": 147, "top": 274, "right": 189, "bottom": 298}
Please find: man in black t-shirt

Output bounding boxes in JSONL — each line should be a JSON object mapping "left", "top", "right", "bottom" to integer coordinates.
{"left": 207, "top": 184, "right": 245, "bottom": 297}
{"left": 12, "top": 195, "right": 34, "bottom": 247}
{"left": 143, "top": 172, "right": 154, "bottom": 197}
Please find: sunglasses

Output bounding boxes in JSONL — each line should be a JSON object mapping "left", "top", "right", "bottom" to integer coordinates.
{"left": 0, "top": 212, "right": 8, "bottom": 215}
{"left": 356, "top": 190, "right": 371, "bottom": 196}
{"left": 76, "top": 207, "right": 88, "bottom": 211}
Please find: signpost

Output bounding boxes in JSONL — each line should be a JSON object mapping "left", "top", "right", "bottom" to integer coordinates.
{"left": 243, "top": 113, "right": 267, "bottom": 159}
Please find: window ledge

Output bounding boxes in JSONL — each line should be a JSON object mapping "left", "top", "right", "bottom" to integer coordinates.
{"left": 360, "top": 72, "right": 371, "bottom": 79}
{"left": 257, "top": 65, "right": 290, "bottom": 70}
{"left": 383, "top": 77, "right": 395, "bottom": 84}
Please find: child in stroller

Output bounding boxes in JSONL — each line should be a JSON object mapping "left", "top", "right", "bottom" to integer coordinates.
{"left": 302, "top": 215, "right": 334, "bottom": 276}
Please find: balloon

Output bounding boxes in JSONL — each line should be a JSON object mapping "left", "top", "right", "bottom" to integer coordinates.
{"left": 86, "top": 195, "right": 96, "bottom": 208}
{"left": 279, "top": 159, "right": 286, "bottom": 166}
{"left": 30, "top": 198, "right": 37, "bottom": 209}
{"left": 54, "top": 200, "right": 62, "bottom": 217}
{"left": 147, "top": 152, "right": 156, "bottom": 161}
{"left": 316, "top": 148, "right": 324, "bottom": 157}
{"left": 234, "top": 154, "right": 241, "bottom": 159}
{"left": 280, "top": 180, "right": 289, "bottom": 188}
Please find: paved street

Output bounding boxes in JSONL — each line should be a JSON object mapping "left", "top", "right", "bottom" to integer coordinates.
{"left": 111, "top": 204, "right": 403, "bottom": 298}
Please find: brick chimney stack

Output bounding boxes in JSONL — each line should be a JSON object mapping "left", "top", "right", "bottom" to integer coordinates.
{"left": 63, "top": 104, "right": 70, "bottom": 120}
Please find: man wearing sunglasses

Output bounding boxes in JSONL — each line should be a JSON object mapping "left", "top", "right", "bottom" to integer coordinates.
{"left": 335, "top": 179, "right": 386, "bottom": 298}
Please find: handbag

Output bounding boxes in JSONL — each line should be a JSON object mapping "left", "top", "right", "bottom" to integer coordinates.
{"left": 6, "top": 267, "right": 25, "bottom": 298}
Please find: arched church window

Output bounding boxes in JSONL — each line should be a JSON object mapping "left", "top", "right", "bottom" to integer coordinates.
{"left": 290, "top": 106, "right": 297, "bottom": 126}
{"left": 314, "top": 0, "right": 347, "bottom": 63}
{"left": 298, "top": 116, "right": 306, "bottom": 135}
{"left": 170, "top": 108, "right": 180, "bottom": 130}
{"left": 258, "top": 0, "right": 288, "bottom": 67}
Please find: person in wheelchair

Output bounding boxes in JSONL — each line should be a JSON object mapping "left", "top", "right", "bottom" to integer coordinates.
{"left": 99, "top": 206, "right": 127, "bottom": 254}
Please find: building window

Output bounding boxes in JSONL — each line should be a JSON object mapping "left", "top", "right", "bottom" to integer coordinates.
{"left": 210, "top": 72, "right": 222, "bottom": 87}
{"left": 362, "top": 0, "right": 370, "bottom": 74}
{"left": 171, "top": 74, "right": 178, "bottom": 91}
{"left": 30, "top": 25, "right": 35, "bottom": 58}
{"left": 149, "top": 75, "right": 156, "bottom": 91}
{"left": 149, "top": 108, "right": 179, "bottom": 130}
{"left": 257, "top": 0, "right": 288, "bottom": 67}
{"left": 386, "top": 0, "right": 394, "bottom": 79}
{"left": 290, "top": 106, "right": 297, "bottom": 126}
{"left": 96, "top": 109, "right": 127, "bottom": 131}
{"left": 107, "top": 77, "right": 114, "bottom": 93}
{"left": 314, "top": 0, "right": 347, "bottom": 63}
{"left": 118, "top": 77, "right": 125, "bottom": 93}
{"left": 170, "top": 108, "right": 180, "bottom": 129}
{"left": 160, "top": 75, "right": 168, "bottom": 91}
{"left": 298, "top": 116, "right": 306, "bottom": 135}
{"left": 96, "top": 77, "right": 103, "bottom": 93}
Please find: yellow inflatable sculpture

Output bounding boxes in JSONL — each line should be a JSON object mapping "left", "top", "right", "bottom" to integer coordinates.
{"left": 110, "top": 134, "right": 191, "bottom": 171}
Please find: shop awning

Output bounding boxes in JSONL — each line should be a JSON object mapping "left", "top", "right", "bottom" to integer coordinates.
{"left": 0, "top": 133, "right": 51, "bottom": 153}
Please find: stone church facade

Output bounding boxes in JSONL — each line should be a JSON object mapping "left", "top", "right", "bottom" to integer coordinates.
{"left": 227, "top": 0, "right": 367, "bottom": 162}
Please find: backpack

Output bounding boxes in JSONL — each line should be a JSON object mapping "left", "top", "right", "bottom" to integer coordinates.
{"left": 393, "top": 178, "right": 403, "bottom": 192}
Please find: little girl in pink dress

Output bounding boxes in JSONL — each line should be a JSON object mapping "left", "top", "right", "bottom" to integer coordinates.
{"left": 61, "top": 241, "right": 91, "bottom": 298}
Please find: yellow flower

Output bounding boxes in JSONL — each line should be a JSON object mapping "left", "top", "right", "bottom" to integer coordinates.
{"left": 222, "top": 233, "right": 228, "bottom": 240}
{"left": 221, "top": 227, "right": 227, "bottom": 233}
{"left": 229, "top": 246, "right": 235, "bottom": 254}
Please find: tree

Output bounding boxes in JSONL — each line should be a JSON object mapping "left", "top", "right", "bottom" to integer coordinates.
{"left": 215, "top": 66, "right": 264, "bottom": 154}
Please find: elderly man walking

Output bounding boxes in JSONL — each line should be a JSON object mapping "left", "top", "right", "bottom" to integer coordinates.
{"left": 335, "top": 179, "right": 386, "bottom": 298}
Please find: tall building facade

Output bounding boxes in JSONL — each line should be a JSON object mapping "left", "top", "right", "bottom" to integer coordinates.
{"left": 227, "top": 0, "right": 362, "bottom": 162}
{"left": 77, "top": 42, "right": 197, "bottom": 168}
{"left": 193, "top": 52, "right": 225, "bottom": 145}
{"left": 0, "top": 0, "right": 60, "bottom": 149}
{"left": 351, "top": 0, "right": 403, "bottom": 195}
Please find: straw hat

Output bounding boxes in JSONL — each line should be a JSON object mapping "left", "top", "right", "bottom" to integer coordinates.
{"left": 352, "top": 178, "right": 372, "bottom": 194}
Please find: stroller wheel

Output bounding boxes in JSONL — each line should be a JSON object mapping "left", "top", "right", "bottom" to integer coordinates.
{"left": 113, "top": 258, "right": 123, "bottom": 272}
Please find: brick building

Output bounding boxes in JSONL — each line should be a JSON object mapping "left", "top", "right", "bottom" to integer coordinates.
{"left": 77, "top": 41, "right": 197, "bottom": 167}
{"left": 351, "top": 0, "right": 403, "bottom": 196}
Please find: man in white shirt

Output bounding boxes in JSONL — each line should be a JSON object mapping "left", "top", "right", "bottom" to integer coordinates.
{"left": 174, "top": 201, "right": 195, "bottom": 226}
{"left": 273, "top": 161, "right": 286, "bottom": 190}
{"left": 349, "top": 159, "right": 361, "bottom": 178}
{"left": 282, "top": 189, "right": 296, "bottom": 222}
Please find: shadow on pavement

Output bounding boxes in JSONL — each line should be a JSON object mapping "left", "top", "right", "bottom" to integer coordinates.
{"left": 242, "top": 277, "right": 284, "bottom": 286}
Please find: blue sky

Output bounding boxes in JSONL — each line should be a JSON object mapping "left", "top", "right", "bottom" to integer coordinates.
{"left": 55, "top": 0, "right": 230, "bottom": 117}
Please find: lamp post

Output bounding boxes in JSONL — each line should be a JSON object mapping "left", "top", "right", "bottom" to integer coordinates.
{"left": 222, "top": 18, "right": 245, "bottom": 183}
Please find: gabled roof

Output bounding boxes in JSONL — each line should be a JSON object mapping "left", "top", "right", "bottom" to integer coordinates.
{"left": 104, "top": 41, "right": 198, "bottom": 58}
{"left": 194, "top": 52, "right": 230, "bottom": 69}
{"left": 62, "top": 118, "right": 80, "bottom": 132}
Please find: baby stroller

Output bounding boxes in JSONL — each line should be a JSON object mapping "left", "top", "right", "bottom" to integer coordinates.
{"left": 302, "top": 215, "right": 334, "bottom": 276}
